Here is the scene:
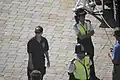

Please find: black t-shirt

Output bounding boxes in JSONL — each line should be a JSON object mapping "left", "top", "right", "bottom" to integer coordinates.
{"left": 27, "top": 36, "right": 49, "bottom": 69}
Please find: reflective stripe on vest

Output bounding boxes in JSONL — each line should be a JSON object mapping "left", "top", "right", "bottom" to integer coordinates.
{"left": 78, "top": 23, "right": 90, "bottom": 36}
{"left": 73, "top": 57, "right": 90, "bottom": 80}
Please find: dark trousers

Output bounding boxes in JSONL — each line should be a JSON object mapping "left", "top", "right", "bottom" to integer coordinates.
{"left": 77, "top": 37, "right": 96, "bottom": 80}
{"left": 113, "top": 64, "right": 120, "bottom": 80}
{"left": 89, "top": 56, "right": 96, "bottom": 80}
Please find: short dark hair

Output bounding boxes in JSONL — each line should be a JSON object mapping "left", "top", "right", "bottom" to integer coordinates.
{"left": 35, "top": 26, "right": 43, "bottom": 33}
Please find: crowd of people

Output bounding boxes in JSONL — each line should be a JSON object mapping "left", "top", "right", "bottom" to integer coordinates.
{"left": 26, "top": 2, "right": 120, "bottom": 80}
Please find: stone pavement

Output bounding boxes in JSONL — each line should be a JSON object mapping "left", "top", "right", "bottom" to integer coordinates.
{"left": 0, "top": 0, "right": 116, "bottom": 80}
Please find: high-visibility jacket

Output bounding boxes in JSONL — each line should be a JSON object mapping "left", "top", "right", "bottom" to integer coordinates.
{"left": 73, "top": 57, "right": 90, "bottom": 80}
{"left": 78, "top": 22, "right": 91, "bottom": 36}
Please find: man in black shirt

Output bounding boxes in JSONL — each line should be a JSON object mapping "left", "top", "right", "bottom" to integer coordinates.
{"left": 27, "top": 26, "right": 50, "bottom": 80}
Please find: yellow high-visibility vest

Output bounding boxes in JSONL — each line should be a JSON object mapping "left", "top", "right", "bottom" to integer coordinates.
{"left": 78, "top": 23, "right": 90, "bottom": 36}
{"left": 73, "top": 57, "right": 90, "bottom": 80}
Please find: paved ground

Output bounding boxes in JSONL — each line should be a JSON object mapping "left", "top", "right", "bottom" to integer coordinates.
{"left": 0, "top": 0, "right": 116, "bottom": 80}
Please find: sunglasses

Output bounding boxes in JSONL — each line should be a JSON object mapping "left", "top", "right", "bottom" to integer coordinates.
{"left": 35, "top": 32, "right": 41, "bottom": 34}
{"left": 35, "top": 31, "right": 42, "bottom": 34}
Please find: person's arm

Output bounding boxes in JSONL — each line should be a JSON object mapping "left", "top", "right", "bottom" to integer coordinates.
{"left": 85, "top": 30, "right": 94, "bottom": 38}
{"left": 85, "top": 56, "right": 92, "bottom": 66}
{"left": 68, "top": 58, "right": 76, "bottom": 73}
{"left": 75, "top": 22, "right": 94, "bottom": 40}
{"left": 27, "top": 40, "right": 34, "bottom": 69}
{"left": 84, "top": 21, "right": 95, "bottom": 38}
{"left": 81, "top": 23, "right": 94, "bottom": 40}
{"left": 68, "top": 61, "right": 76, "bottom": 80}
{"left": 68, "top": 64, "right": 75, "bottom": 73}
{"left": 112, "top": 47, "right": 120, "bottom": 64}
{"left": 28, "top": 53, "right": 34, "bottom": 69}
{"left": 77, "top": 30, "right": 94, "bottom": 40}
{"left": 44, "top": 39, "right": 50, "bottom": 67}
{"left": 87, "top": 22, "right": 95, "bottom": 36}
{"left": 108, "top": 53, "right": 112, "bottom": 61}
{"left": 89, "top": 58, "right": 92, "bottom": 66}
{"left": 45, "top": 51, "right": 50, "bottom": 67}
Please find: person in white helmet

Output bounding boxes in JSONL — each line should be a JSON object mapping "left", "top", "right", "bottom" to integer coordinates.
{"left": 68, "top": 43, "right": 92, "bottom": 80}
{"left": 73, "top": 8, "right": 100, "bottom": 80}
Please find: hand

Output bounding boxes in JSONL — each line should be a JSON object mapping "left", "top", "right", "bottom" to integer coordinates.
{"left": 110, "top": 48, "right": 113, "bottom": 52}
{"left": 108, "top": 53, "right": 112, "bottom": 61}
{"left": 29, "top": 63, "right": 34, "bottom": 70}
{"left": 47, "top": 61, "right": 50, "bottom": 68}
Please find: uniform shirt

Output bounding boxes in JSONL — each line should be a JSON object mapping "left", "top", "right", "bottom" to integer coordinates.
{"left": 112, "top": 41, "right": 120, "bottom": 64}
{"left": 73, "top": 20, "right": 94, "bottom": 37}
{"left": 68, "top": 55, "right": 92, "bottom": 73}
{"left": 74, "top": 21, "right": 94, "bottom": 57}
{"left": 27, "top": 36, "right": 49, "bottom": 69}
